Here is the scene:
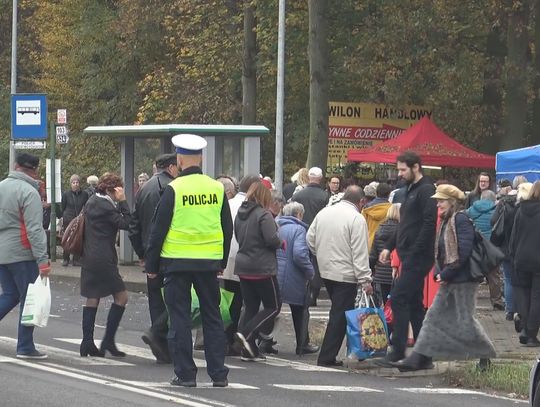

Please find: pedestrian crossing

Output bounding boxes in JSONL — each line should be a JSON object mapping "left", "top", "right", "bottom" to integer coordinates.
{"left": 0, "top": 334, "right": 528, "bottom": 405}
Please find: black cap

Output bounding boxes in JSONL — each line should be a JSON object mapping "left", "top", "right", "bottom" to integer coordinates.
{"left": 16, "top": 153, "right": 39, "bottom": 170}
{"left": 155, "top": 153, "right": 177, "bottom": 169}
{"left": 498, "top": 179, "right": 512, "bottom": 188}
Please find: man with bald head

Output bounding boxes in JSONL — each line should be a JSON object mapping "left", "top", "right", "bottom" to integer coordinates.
{"left": 307, "top": 185, "right": 373, "bottom": 367}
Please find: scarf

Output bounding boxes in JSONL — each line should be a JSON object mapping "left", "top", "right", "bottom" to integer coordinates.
{"left": 434, "top": 212, "right": 460, "bottom": 267}
{"left": 96, "top": 192, "right": 117, "bottom": 208}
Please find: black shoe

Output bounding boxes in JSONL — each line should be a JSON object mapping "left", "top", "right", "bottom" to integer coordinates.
{"left": 170, "top": 376, "right": 196, "bottom": 387}
{"left": 212, "top": 380, "right": 228, "bottom": 388}
{"left": 296, "top": 343, "right": 320, "bottom": 355}
{"left": 316, "top": 359, "right": 343, "bottom": 367}
{"left": 505, "top": 312, "right": 514, "bottom": 321}
{"left": 519, "top": 329, "right": 529, "bottom": 345}
{"left": 240, "top": 350, "right": 266, "bottom": 362}
{"left": 142, "top": 331, "right": 170, "bottom": 363}
{"left": 234, "top": 332, "right": 255, "bottom": 358}
{"left": 514, "top": 314, "right": 523, "bottom": 333}
{"left": 258, "top": 338, "right": 278, "bottom": 355}
{"left": 391, "top": 352, "right": 434, "bottom": 372}
{"left": 80, "top": 340, "right": 105, "bottom": 357}
{"left": 62, "top": 259, "right": 69, "bottom": 267}
{"left": 493, "top": 303, "right": 505, "bottom": 311}
{"left": 373, "top": 350, "right": 403, "bottom": 368}
{"left": 526, "top": 337, "right": 540, "bottom": 347}
{"left": 16, "top": 350, "right": 48, "bottom": 360}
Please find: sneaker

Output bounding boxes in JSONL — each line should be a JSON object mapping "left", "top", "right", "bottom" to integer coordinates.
{"left": 16, "top": 350, "right": 48, "bottom": 360}
{"left": 505, "top": 312, "right": 514, "bottom": 321}
{"left": 170, "top": 376, "right": 196, "bottom": 387}
{"left": 258, "top": 338, "right": 278, "bottom": 355}
{"left": 212, "top": 379, "right": 228, "bottom": 388}
{"left": 240, "top": 354, "right": 266, "bottom": 362}
{"left": 234, "top": 332, "right": 254, "bottom": 358}
{"left": 514, "top": 314, "right": 523, "bottom": 333}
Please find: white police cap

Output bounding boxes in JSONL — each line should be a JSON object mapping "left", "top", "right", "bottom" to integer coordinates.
{"left": 171, "top": 134, "right": 207, "bottom": 155}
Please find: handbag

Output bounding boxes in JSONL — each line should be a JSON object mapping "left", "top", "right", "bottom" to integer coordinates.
{"left": 490, "top": 203, "right": 506, "bottom": 247}
{"left": 61, "top": 209, "right": 85, "bottom": 256}
{"left": 346, "top": 292, "right": 389, "bottom": 360}
{"left": 469, "top": 230, "right": 505, "bottom": 280}
{"left": 383, "top": 297, "right": 393, "bottom": 327}
{"left": 21, "top": 276, "right": 51, "bottom": 327}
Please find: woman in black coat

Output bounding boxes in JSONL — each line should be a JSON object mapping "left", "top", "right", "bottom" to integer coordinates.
{"left": 79, "top": 173, "right": 132, "bottom": 357}
{"left": 61, "top": 174, "right": 88, "bottom": 266}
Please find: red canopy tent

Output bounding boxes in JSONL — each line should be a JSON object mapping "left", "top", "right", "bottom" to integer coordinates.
{"left": 347, "top": 117, "right": 495, "bottom": 168}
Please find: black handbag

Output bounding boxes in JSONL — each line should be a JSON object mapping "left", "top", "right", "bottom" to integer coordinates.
{"left": 469, "top": 230, "right": 505, "bottom": 280}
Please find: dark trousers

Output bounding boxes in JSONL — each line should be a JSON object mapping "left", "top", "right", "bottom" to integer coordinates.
{"left": 238, "top": 277, "right": 281, "bottom": 349}
{"left": 310, "top": 256, "right": 322, "bottom": 304}
{"left": 513, "top": 272, "right": 540, "bottom": 337}
{"left": 163, "top": 271, "right": 228, "bottom": 382}
{"left": 223, "top": 279, "right": 243, "bottom": 346}
{"left": 147, "top": 275, "right": 168, "bottom": 340}
{"left": 390, "top": 268, "right": 426, "bottom": 357}
{"left": 290, "top": 304, "right": 310, "bottom": 348}
{"left": 317, "top": 279, "right": 357, "bottom": 364}
{"left": 0, "top": 261, "right": 40, "bottom": 354}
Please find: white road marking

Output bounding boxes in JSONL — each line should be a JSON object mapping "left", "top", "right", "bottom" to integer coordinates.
{"left": 399, "top": 388, "right": 528, "bottom": 403}
{"left": 125, "top": 381, "right": 258, "bottom": 390}
{"left": 0, "top": 336, "right": 133, "bottom": 366}
{"left": 55, "top": 338, "right": 245, "bottom": 369}
{"left": 272, "top": 384, "right": 383, "bottom": 392}
{"left": 264, "top": 355, "right": 346, "bottom": 373}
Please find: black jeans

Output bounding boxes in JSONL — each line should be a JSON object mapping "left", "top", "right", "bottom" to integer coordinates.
{"left": 390, "top": 268, "right": 427, "bottom": 357}
{"left": 513, "top": 272, "right": 540, "bottom": 337}
{"left": 163, "top": 271, "right": 228, "bottom": 382}
{"left": 317, "top": 279, "right": 357, "bottom": 364}
{"left": 238, "top": 276, "right": 281, "bottom": 350}
{"left": 223, "top": 279, "right": 243, "bottom": 346}
{"left": 290, "top": 304, "right": 311, "bottom": 348}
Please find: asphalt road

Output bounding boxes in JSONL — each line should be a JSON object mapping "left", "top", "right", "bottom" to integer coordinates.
{"left": 0, "top": 278, "right": 525, "bottom": 407}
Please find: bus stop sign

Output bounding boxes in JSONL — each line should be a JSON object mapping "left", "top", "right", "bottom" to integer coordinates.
{"left": 11, "top": 94, "right": 48, "bottom": 140}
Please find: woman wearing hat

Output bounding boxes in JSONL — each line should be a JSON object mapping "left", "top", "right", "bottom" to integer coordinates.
{"left": 392, "top": 184, "right": 496, "bottom": 371}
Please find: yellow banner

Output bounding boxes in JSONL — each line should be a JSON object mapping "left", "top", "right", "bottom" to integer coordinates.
{"left": 327, "top": 102, "right": 432, "bottom": 171}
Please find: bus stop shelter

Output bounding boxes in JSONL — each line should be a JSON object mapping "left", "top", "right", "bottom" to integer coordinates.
{"left": 83, "top": 124, "right": 269, "bottom": 263}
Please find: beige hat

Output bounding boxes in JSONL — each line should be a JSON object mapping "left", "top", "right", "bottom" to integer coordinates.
{"left": 431, "top": 184, "right": 465, "bottom": 201}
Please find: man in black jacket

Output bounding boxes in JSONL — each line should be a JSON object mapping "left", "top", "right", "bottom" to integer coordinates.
{"left": 376, "top": 151, "right": 437, "bottom": 366}
{"left": 128, "top": 153, "right": 178, "bottom": 363}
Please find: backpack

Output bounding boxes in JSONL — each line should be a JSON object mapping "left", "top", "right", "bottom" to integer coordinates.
{"left": 61, "top": 209, "right": 85, "bottom": 256}
{"left": 490, "top": 201, "right": 506, "bottom": 247}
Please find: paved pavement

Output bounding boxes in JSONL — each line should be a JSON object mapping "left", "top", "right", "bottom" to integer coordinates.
{"left": 49, "top": 261, "right": 539, "bottom": 371}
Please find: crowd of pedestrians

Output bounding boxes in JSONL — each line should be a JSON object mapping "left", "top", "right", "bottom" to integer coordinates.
{"left": 4, "top": 146, "right": 540, "bottom": 387}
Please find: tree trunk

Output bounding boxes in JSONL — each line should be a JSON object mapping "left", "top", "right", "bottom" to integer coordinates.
{"left": 531, "top": 0, "right": 540, "bottom": 145}
{"left": 242, "top": 2, "right": 257, "bottom": 125}
{"left": 502, "top": 0, "right": 530, "bottom": 150}
{"left": 306, "top": 0, "right": 329, "bottom": 173}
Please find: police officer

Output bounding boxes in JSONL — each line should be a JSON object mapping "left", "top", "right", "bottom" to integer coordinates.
{"left": 145, "top": 134, "right": 233, "bottom": 388}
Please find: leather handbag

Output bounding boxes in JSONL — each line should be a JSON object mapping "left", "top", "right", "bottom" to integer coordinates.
{"left": 469, "top": 230, "right": 505, "bottom": 280}
{"left": 61, "top": 209, "right": 85, "bottom": 256}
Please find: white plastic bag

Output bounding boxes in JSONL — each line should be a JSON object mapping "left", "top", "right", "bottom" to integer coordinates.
{"left": 21, "top": 276, "right": 51, "bottom": 327}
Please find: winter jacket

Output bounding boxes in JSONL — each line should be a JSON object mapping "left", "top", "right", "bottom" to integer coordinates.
{"left": 291, "top": 183, "right": 329, "bottom": 225}
{"left": 307, "top": 200, "right": 372, "bottom": 286}
{"left": 234, "top": 201, "right": 281, "bottom": 277}
{"left": 385, "top": 176, "right": 437, "bottom": 273}
{"left": 435, "top": 212, "right": 476, "bottom": 283}
{"left": 276, "top": 216, "right": 315, "bottom": 305}
{"left": 369, "top": 219, "right": 398, "bottom": 285}
{"left": 510, "top": 200, "right": 540, "bottom": 275}
{"left": 222, "top": 192, "right": 246, "bottom": 282}
{"left": 0, "top": 171, "right": 48, "bottom": 266}
{"left": 467, "top": 199, "right": 496, "bottom": 240}
{"left": 61, "top": 189, "right": 88, "bottom": 226}
{"left": 491, "top": 194, "right": 518, "bottom": 255}
{"left": 128, "top": 170, "right": 175, "bottom": 258}
{"left": 362, "top": 201, "right": 392, "bottom": 249}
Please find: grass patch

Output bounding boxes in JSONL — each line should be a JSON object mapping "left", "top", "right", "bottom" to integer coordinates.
{"left": 445, "top": 360, "right": 532, "bottom": 399}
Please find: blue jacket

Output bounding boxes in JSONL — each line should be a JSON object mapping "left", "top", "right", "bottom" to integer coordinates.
{"left": 276, "top": 216, "right": 315, "bottom": 306}
{"left": 467, "top": 199, "right": 496, "bottom": 240}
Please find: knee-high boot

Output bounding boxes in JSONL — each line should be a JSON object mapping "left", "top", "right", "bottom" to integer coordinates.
{"left": 80, "top": 307, "right": 105, "bottom": 357}
{"left": 100, "top": 303, "right": 126, "bottom": 357}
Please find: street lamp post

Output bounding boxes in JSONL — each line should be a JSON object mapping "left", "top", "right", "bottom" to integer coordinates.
{"left": 274, "top": 0, "right": 285, "bottom": 193}
{"left": 9, "top": 0, "right": 18, "bottom": 171}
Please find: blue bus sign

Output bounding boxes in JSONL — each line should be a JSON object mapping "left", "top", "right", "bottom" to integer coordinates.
{"left": 11, "top": 94, "right": 48, "bottom": 140}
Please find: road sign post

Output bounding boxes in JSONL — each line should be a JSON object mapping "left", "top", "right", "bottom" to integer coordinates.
{"left": 50, "top": 120, "right": 57, "bottom": 261}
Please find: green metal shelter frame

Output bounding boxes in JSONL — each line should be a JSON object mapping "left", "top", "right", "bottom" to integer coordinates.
{"left": 83, "top": 124, "right": 269, "bottom": 263}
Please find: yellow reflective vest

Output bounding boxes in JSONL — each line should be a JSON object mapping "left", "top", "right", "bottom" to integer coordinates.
{"left": 161, "top": 174, "right": 224, "bottom": 260}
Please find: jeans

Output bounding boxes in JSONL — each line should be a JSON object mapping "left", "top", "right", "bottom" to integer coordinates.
{"left": 501, "top": 260, "right": 514, "bottom": 313}
{"left": 164, "top": 271, "right": 229, "bottom": 382}
{"left": 0, "top": 261, "right": 40, "bottom": 354}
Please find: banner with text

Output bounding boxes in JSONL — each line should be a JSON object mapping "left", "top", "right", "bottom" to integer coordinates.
{"left": 328, "top": 102, "right": 432, "bottom": 170}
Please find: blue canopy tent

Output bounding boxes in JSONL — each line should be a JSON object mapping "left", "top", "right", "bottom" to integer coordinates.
{"left": 496, "top": 145, "right": 540, "bottom": 182}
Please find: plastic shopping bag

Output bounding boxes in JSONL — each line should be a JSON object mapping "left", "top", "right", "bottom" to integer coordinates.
{"left": 21, "top": 276, "right": 51, "bottom": 327}
{"left": 346, "top": 292, "right": 389, "bottom": 360}
{"left": 383, "top": 297, "right": 393, "bottom": 327}
{"left": 191, "top": 287, "right": 234, "bottom": 328}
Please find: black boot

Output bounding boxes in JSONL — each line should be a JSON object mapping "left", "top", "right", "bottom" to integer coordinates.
{"left": 391, "top": 351, "right": 434, "bottom": 372}
{"left": 80, "top": 307, "right": 105, "bottom": 357}
{"left": 100, "top": 303, "right": 126, "bottom": 357}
